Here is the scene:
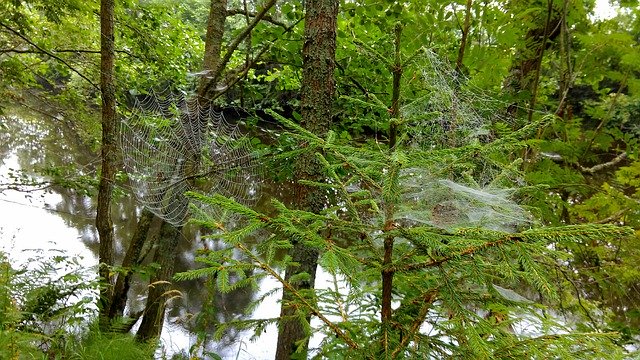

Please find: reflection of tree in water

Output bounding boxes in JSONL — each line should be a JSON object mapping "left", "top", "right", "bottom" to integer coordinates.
{"left": 2, "top": 105, "right": 301, "bottom": 355}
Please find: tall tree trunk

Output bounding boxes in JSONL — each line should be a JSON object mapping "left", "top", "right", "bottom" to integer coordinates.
{"left": 503, "top": 0, "right": 560, "bottom": 113}
{"left": 131, "top": 2, "right": 229, "bottom": 333}
{"left": 381, "top": 24, "right": 402, "bottom": 355}
{"left": 198, "top": 0, "right": 228, "bottom": 98}
{"left": 275, "top": 0, "right": 338, "bottom": 359}
{"left": 97, "top": 0, "right": 116, "bottom": 328}
{"left": 135, "top": 222, "right": 181, "bottom": 342}
{"left": 455, "top": 0, "right": 473, "bottom": 75}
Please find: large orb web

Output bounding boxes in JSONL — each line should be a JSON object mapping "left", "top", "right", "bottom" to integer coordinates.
{"left": 121, "top": 90, "right": 263, "bottom": 226}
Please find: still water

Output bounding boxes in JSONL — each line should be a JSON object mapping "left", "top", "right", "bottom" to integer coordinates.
{"left": 0, "top": 105, "right": 332, "bottom": 359}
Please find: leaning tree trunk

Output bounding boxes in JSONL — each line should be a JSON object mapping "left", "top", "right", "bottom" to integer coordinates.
{"left": 108, "top": 209, "right": 155, "bottom": 321}
{"left": 503, "top": 0, "right": 560, "bottom": 118}
{"left": 96, "top": 0, "right": 116, "bottom": 328}
{"left": 135, "top": 222, "right": 181, "bottom": 342}
{"left": 275, "top": 0, "right": 338, "bottom": 359}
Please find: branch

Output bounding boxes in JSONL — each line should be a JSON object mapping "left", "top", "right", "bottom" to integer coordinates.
{"left": 201, "top": 0, "right": 279, "bottom": 98}
{"left": 394, "top": 235, "right": 520, "bottom": 272}
{"left": 336, "top": 61, "right": 369, "bottom": 96}
{"left": 0, "top": 181, "right": 53, "bottom": 193}
{"left": 391, "top": 289, "right": 438, "bottom": 358}
{"left": 0, "top": 21, "right": 99, "bottom": 91}
{"left": 1, "top": 48, "right": 140, "bottom": 59}
{"left": 234, "top": 242, "right": 360, "bottom": 350}
{"left": 580, "top": 73, "right": 628, "bottom": 160}
{"left": 209, "top": 17, "right": 303, "bottom": 102}
{"left": 578, "top": 152, "right": 627, "bottom": 174}
{"left": 226, "top": 8, "right": 288, "bottom": 28}
{"left": 595, "top": 208, "right": 628, "bottom": 224}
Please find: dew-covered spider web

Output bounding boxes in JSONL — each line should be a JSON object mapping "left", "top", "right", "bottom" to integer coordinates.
{"left": 392, "top": 50, "right": 534, "bottom": 231}
{"left": 121, "top": 90, "right": 262, "bottom": 226}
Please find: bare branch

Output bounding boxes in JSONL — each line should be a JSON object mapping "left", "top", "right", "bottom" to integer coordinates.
{"left": 226, "top": 8, "right": 289, "bottom": 28}
{"left": 209, "top": 17, "right": 303, "bottom": 102}
{"left": 578, "top": 152, "right": 627, "bottom": 174}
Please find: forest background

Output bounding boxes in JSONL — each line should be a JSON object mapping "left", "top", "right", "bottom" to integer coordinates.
{"left": 1, "top": 0, "right": 640, "bottom": 359}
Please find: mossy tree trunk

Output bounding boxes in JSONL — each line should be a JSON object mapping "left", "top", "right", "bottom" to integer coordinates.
{"left": 198, "top": 0, "right": 228, "bottom": 99}
{"left": 275, "top": 0, "right": 338, "bottom": 358}
{"left": 96, "top": 0, "right": 116, "bottom": 328}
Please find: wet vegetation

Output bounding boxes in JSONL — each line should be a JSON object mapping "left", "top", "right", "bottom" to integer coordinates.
{"left": 2, "top": 0, "right": 640, "bottom": 359}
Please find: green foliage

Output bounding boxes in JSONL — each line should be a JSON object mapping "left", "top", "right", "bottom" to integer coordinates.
{"left": 2, "top": 0, "right": 640, "bottom": 356}
{"left": 181, "top": 104, "right": 633, "bottom": 358}
{"left": 0, "top": 249, "right": 99, "bottom": 359}
{"left": 69, "top": 328, "right": 155, "bottom": 360}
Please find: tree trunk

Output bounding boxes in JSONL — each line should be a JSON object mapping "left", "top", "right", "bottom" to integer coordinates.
{"left": 108, "top": 209, "right": 155, "bottom": 321}
{"left": 455, "top": 0, "right": 473, "bottom": 75}
{"left": 503, "top": 0, "right": 560, "bottom": 111}
{"left": 381, "top": 24, "right": 402, "bottom": 355}
{"left": 96, "top": 0, "right": 116, "bottom": 328}
{"left": 198, "top": 0, "right": 228, "bottom": 98}
{"left": 135, "top": 221, "right": 181, "bottom": 342}
{"left": 275, "top": 0, "right": 338, "bottom": 359}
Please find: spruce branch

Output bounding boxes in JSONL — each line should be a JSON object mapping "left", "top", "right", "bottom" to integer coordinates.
{"left": 492, "top": 332, "right": 620, "bottom": 358}
{"left": 394, "top": 234, "right": 521, "bottom": 272}
{"left": 234, "top": 242, "right": 360, "bottom": 350}
{"left": 394, "top": 224, "right": 632, "bottom": 272}
{"left": 391, "top": 289, "right": 438, "bottom": 358}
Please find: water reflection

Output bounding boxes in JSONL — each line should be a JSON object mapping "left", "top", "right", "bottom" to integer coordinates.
{"left": 0, "top": 104, "right": 294, "bottom": 359}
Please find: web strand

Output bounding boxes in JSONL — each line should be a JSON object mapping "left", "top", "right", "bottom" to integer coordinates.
{"left": 121, "top": 89, "right": 262, "bottom": 226}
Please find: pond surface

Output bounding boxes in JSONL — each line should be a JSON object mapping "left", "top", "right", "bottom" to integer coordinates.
{"left": 0, "top": 104, "right": 332, "bottom": 359}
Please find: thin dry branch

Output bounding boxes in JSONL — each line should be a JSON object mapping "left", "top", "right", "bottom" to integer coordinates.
{"left": 578, "top": 152, "right": 627, "bottom": 174}
{"left": 226, "top": 8, "right": 288, "bottom": 28}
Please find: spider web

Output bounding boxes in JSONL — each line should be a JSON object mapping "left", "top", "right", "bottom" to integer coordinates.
{"left": 121, "top": 90, "right": 262, "bottom": 226}
{"left": 395, "top": 50, "right": 533, "bottom": 231}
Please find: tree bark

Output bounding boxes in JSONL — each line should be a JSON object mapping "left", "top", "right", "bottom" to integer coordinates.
{"left": 503, "top": 1, "right": 560, "bottom": 107}
{"left": 135, "top": 221, "right": 181, "bottom": 342}
{"left": 108, "top": 209, "right": 155, "bottom": 321}
{"left": 455, "top": 0, "right": 473, "bottom": 75}
{"left": 275, "top": 0, "right": 338, "bottom": 359}
{"left": 198, "top": 0, "right": 228, "bottom": 98}
{"left": 96, "top": 0, "right": 116, "bottom": 328}
{"left": 381, "top": 24, "right": 402, "bottom": 355}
